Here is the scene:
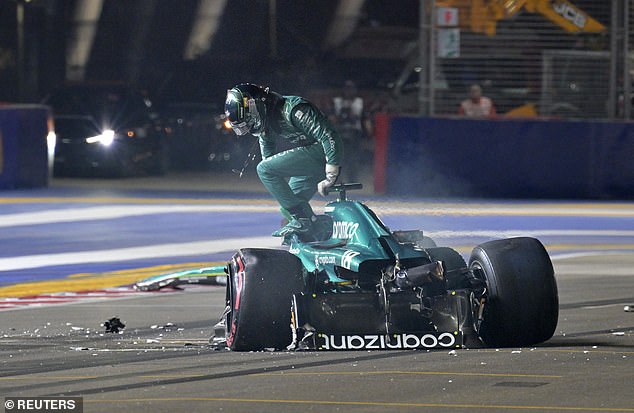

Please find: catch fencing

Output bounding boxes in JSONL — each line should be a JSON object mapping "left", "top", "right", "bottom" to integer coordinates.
{"left": 402, "top": 0, "right": 634, "bottom": 121}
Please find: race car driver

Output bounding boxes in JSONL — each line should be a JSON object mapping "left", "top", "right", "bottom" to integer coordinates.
{"left": 224, "top": 83, "right": 344, "bottom": 238}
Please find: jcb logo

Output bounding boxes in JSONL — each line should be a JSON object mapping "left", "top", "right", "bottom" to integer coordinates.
{"left": 553, "top": 1, "right": 587, "bottom": 29}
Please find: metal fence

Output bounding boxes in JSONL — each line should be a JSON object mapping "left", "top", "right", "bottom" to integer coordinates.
{"left": 406, "top": 0, "right": 633, "bottom": 121}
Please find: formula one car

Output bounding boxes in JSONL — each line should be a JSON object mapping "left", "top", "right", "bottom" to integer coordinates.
{"left": 218, "top": 183, "right": 559, "bottom": 351}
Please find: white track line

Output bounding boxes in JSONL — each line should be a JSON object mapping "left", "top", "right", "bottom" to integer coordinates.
{"left": 0, "top": 237, "right": 278, "bottom": 272}
{"left": 425, "top": 230, "right": 634, "bottom": 238}
{"left": 2, "top": 202, "right": 633, "bottom": 228}
{"left": 0, "top": 205, "right": 279, "bottom": 228}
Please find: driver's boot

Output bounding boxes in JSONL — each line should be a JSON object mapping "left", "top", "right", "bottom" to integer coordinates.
{"left": 272, "top": 203, "right": 316, "bottom": 238}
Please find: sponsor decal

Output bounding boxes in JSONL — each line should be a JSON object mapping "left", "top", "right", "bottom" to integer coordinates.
{"left": 289, "top": 246, "right": 300, "bottom": 254}
{"left": 317, "top": 332, "right": 459, "bottom": 350}
{"left": 324, "top": 206, "right": 335, "bottom": 213}
{"left": 328, "top": 135, "right": 336, "bottom": 153}
{"left": 315, "top": 255, "right": 337, "bottom": 267}
{"left": 553, "top": 1, "right": 587, "bottom": 29}
{"left": 341, "top": 250, "right": 360, "bottom": 270}
{"left": 332, "top": 221, "right": 359, "bottom": 240}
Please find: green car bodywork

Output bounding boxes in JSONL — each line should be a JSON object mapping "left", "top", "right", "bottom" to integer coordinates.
{"left": 288, "top": 197, "right": 430, "bottom": 282}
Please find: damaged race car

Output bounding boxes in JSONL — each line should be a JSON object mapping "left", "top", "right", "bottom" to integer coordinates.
{"left": 218, "top": 183, "right": 559, "bottom": 351}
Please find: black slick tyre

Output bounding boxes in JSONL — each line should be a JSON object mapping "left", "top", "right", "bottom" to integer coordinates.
{"left": 225, "top": 248, "right": 304, "bottom": 351}
{"left": 469, "top": 237, "right": 558, "bottom": 347}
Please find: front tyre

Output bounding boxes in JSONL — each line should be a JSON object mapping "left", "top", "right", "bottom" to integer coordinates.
{"left": 226, "top": 248, "right": 304, "bottom": 351}
{"left": 469, "top": 237, "right": 558, "bottom": 347}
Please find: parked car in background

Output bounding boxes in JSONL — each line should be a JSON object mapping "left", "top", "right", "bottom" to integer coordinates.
{"left": 157, "top": 101, "right": 253, "bottom": 172}
{"left": 44, "top": 84, "right": 167, "bottom": 177}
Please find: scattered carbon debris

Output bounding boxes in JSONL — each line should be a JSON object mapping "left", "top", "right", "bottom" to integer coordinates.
{"left": 151, "top": 323, "right": 177, "bottom": 330}
{"left": 103, "top": 317, "right": 126, "bottom": 333}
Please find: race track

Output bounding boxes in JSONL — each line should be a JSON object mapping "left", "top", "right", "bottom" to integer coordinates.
{"left": 1, "top": 175, "right": 633, "bottom": 412}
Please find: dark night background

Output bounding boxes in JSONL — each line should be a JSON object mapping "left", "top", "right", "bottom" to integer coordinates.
{"left": 0, "top": 0, "right": 421, "bottom": 110}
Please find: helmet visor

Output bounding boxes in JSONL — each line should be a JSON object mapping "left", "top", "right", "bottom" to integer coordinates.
{"left": 225, "top": 89, "right": 245, "bottom": 123}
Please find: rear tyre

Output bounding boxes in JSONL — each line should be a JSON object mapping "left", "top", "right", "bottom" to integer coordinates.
{"left": 226, "top": 248, "right": 304, "bottom": 351}
{"left": 469, "top": 237, "right": 558, "bottom": 347}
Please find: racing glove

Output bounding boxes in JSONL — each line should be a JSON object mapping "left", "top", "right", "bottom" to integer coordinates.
{"left": 317, "top": 164, "right": 340, "bottom": 196}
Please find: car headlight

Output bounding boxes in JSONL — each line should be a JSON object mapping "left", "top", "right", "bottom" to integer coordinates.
{"left": 85, "top": 129, "right": 115, "bottom": 146}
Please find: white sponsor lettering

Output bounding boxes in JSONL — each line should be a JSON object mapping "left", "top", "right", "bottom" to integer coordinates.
{"left": 341, "top": 250, "right": 360, "bottom": 270}
{"left": 366, "top": 335, "right": 380, "bottom": 349}
{"left": 328, "top": 135, "right": 336, "bottom": 153}
{"left": 328, "top": 335, "right": 346, "bottom": 350}
{"left": 318, "top": 332, "right": 457, "bottom": 350}
{"left": 332, "top": 221, "right": 359, "bottom": 240}
{"left": 438, "top": 332, "right": 456, "bottom": 347}
{"left": 315, "top": 255, "right": 337, "bottom": 266}
{"left": 553, "top": 1, "right": 587, "bottom": 29}
{"left": 404, "top": 334, "right": 421, "bottom": 348}
{"left": 385, "top": 334, "right": 403, "bottom": 349}
{"left": 347, "top": 335, "right": 366, "bottom": 350}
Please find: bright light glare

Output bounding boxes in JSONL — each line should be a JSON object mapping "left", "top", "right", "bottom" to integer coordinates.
{"left": 46, "top": 131, "right": 57, "bottom": 152}
{"left": 85, "top": 129, "right": 115, "bottom": 146}
{"left": 46, "top": 131, "right": 57, "bottom": 170}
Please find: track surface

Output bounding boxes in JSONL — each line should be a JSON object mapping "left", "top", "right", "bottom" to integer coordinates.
{"left": 1, "top": 175, "right": 633, "bottom": 412}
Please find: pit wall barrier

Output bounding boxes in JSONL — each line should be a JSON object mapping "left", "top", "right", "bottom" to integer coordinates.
{"left": 0, "top": 105, "right": 52, "bottom": 189}
{"left": 373, "top": 114, "right": 633, "bottom": 199}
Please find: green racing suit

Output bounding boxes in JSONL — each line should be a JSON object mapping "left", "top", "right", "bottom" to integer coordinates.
{"left": 255, "top": 95, "right": 343, "bottom": 215}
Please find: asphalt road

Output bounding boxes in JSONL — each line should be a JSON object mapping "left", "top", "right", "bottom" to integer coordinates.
{"left": 1, "top": 174, "right": 633, "bottom": 413}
